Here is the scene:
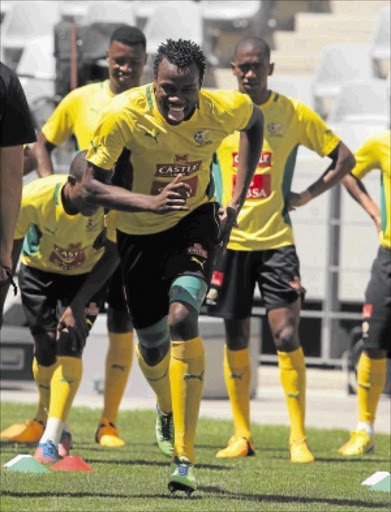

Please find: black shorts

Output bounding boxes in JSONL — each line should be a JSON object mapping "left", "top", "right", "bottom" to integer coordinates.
{"left": 19, "top": 264, "right": 106, "bottom": 336}
{"left": 206, "top": 245, "right": 305, "bottom": 319}
{"left": 117, "top": 202, "right": 220, "bottom": 329}
{"left": 104, "top": 264, "right": 128, "bottom": 312}
{"left": 362, "top": 245, "right": 391, "bottom": 352}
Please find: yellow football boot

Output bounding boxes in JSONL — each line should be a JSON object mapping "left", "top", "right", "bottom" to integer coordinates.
{"left": 216, "top": 435, "right": 255, "bottom": 458}
{"left": 1, "top": 419, "right": 44, "bottom": 443}
{"left": 338, "top": 430, "right": 375, "bottom": 456}
{"left": 289, "top": 438, "right": 315, "bottom": 463}
{"left": 95, "top": 417, "right": 125, "bottom": 447}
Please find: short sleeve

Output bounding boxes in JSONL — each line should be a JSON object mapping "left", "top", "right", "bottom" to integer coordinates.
{"left": 0, "top": 63, "right": 36, "bottom": 147}
{"left": 86, "top": 105, "right": 134, "bottom": 171}
{"left": 208, "top": 90, "right": 254, "bottom": 135}
{"left": 352, "top": 136, "right": 379, "bottom": 179}
{"left": 42, "top": 92, "right": 77, "bottom": 146}
{"left": 295, "top": 101, "right": 340, "bottom": 157}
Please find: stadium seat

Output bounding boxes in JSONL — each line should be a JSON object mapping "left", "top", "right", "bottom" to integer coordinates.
{"left": 59, "top": 1, "right": 88, "bottom": 23}
{"left": 370, "top": 6, "right": 391, "bottom": 78}
{"left": 143, "top": 1, "right": 203, "bottom": 57}
{"left": 17, "top": 35, "right": 55, "bottom": 81}
{"left": 132, "top": 1, "right": 166, "bottom": 31}
{"left": 200, "top": 0, "right": 261, "bottom": 26}
{"left": 80, "top": 1, "right": 135, "bottom": 26}
{"left": 327, "top": 79, "right": 390, "bottom": 126}
{"left": 268, "top": 75, "right": 314, "bottom": 108}
{"left": 0, "top": 1, "right": 60, "bottom": 68}
{"left": 311, "top": 43, "right": 374, "bottom": 119}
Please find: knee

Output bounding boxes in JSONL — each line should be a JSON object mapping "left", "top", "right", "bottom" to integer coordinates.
{"left": 107, "top": 306, "right": 133, "bottom": 333}
{"left": 273, "top": 324, "right": 299, "bottom": 352}
{"left": 34, "top": 332, "right": 57, "bottom": 366}
{"left": 168, "top": 302, "right": 198, "bottom": 340}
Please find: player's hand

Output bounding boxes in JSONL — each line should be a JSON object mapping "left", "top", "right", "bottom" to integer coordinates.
{"left": 151, "top": 174, "right": 191, "bottom": 213}
{"left": 218, "top": 205, "right": 238, "bottom": 250}
{"left": 286, "top": 190, "right": 312, "bottom": 211}
{"left": 57, "top": 304, "right": 88, "bottom": 352}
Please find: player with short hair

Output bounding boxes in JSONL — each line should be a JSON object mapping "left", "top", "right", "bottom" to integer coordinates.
{"left": 206, "top": 37, "right": 355, "bottom": 463}
{"left": 0, "top": 25, "right": 147, "bottom": 447}
{"left": 338, "top": 129, "right": 390, "bottom": 456}
{"left": 70, "top": 38, "right": 264, "bottom": 494}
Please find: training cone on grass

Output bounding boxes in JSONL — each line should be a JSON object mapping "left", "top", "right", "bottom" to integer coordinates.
{"left": 5, "top": 455, "right": 49, "bottom": 473}
{"left": 370, "top": 475, "right": 391, "bottom": 493}
{"left": 50, "top": 456, "right": 94, "bottom": 472}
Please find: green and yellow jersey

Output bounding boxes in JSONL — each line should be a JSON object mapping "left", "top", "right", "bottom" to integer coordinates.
{"left": 42, "top": 80, "right": 115, "bottom": 150}
{"left": 86, "top": 84, "right": 253, "bottom": 235}
{"left": 214, "top": 91, "right": 340, "bottom": 251}
{"left": 14, "top": 175, "right": 108, "bottom": 275}
{"left": 352, "top": 129, "right": 391, "bottom": 249}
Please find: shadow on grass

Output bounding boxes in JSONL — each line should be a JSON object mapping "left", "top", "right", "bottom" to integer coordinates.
{"left": 271, "top": 455, "right": 390, "bottom": 463}
{"left": 1, "top": 487, "right": 389, "bottom": 508}
{"left": 85, "top": 458, "right": 233, "bottom": 470}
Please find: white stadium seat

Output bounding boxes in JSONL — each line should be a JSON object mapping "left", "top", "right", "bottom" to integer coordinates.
{"left": 370, "top": 6, "right": 391, "bottom": 77}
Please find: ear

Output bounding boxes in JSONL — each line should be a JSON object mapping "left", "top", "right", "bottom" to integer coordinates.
{"left": 269, "top": 62, "right": 275, "bottom": 77}
{"left": 68, "top": 175, "right": 76, "bottom": 186}
{"left": 231, "top": 61, "right": 236, "bottom": 74}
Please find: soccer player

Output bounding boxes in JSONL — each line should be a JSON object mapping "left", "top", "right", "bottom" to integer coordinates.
{"left": 1, "top": 25, "right": 147, "bottom": 447}
{"left": 206, "top": 37, "right": 355, "bottom": 463}
{"left": 71, "top": 39, "right": 263, "bottom": 494}
{"left": 338, "top": 129, "right": 390, "bottom": 455}
{"left": 0, "top": 151, "right": 118, "bottom": 462}
{"left": 0, "top": 63, "right": 36, "bottom": 322}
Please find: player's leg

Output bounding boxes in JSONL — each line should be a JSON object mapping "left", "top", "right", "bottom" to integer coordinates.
{"left": 206, "top": 249, "right": 257, "bottom": 458}
{"left": 96, "top": 268, "right": 133, "bottom": 447}
{"left": 263, "top": 246, "right": 314, "bottom": 463}
{"left": 1, "top": 265, "right": 57, "bottom": 444}
{"left": 339, "top": 246, "right": 390, "bottom": 455}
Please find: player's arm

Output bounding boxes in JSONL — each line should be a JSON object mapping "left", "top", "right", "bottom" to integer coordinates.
{"left": 287, "top": 141, "right": 355, "bottom": 210}
{"left": 219, "top": 105, "right": 264, "bottom": 248}
{"left": 342, "top": 172, "right": 381, "bottom": 232}
{"left": 57, "top": 239, "right": 120, "bottom": 349}
{"left": 0, "top": 237, "right": 23, "bottom": 327}
{"left": 82, "top": 162, "right": 191, "bottom": 214}
{"left": 32, "top": 132, "right": 57, "bottom": 177}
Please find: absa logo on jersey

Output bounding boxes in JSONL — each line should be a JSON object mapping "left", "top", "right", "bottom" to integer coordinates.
{"left": 232, "top": 174, "right": 271, "bottom": 200}
{"left": 232, "top": 151, "right": 272, "bottom": 168}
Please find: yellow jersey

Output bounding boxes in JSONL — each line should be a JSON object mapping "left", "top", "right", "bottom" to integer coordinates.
{"left": 86, "top": 83, "right": 253, "bottom": 235}
{"left": 14, "top": 175, "right": 108, "bottom": 275}
{"left": 214, "top": 91, "right": 340, "bottom": 251}
{"left": 352, "top": 129, "right": 391, "bottom": 249}
{"left": 42, "top": 80, "right": 115, "bottom": 150}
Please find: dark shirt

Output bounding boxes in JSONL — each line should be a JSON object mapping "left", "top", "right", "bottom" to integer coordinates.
{"left": 0, "top": 62, "right": 36, "bottom": 147}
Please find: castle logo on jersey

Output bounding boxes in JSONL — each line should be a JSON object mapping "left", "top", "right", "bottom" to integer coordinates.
{"left": 188, "top": 243, "right": 208, "bottom": 258}
{"left": 232, "top": 174, "right": 271, "bottom": 200}
{"left": 194, "top": 130, "right": 212, "bottom": 146}
{"left": 49, "top": 242, "right": 86, "bottom": 270}
{"left": 211, "top": 271, "right": 224, "bottom": 287}
{"left": 155, "top": 154, "right": 202, "bottom": 177}
{"left": 267, "top": 123, "right": 284, "bottom": 136}
{"left": 232, "top": 151, "right": 272, "bottom": 168}
{"left": 362, "top": 304, "right": 373, "bottom": 318}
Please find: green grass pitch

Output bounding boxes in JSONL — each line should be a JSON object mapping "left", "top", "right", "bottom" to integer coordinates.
{"left": 0, "top": 402, "right": 390, "bottom": 511}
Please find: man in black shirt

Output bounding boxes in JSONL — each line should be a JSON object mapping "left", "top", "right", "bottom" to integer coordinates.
{"left": 0, "top": 62, "right": 36, "bottom": 324}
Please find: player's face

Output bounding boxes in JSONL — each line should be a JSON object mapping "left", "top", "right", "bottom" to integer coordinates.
{"left": 231, "top": 47, "right": 273, "bottom": 102}
{"left": 154, "top": 58, "right": 201, "bottom": 125}
{"left": 107, "top": 40, "right": 147, "bottom": 93}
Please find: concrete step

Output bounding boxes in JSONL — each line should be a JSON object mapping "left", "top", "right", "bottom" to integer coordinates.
{"left": 295, "top": 12, "right": 378, "bottom": 35}
{"left": 274, "top": 31, "right": 372, "bottom": 55}
{"left": 270, "top": 52, "right": 320, "bottom": 75}
{"left": 331, "top": 0, "right": 389, "bottom": 15}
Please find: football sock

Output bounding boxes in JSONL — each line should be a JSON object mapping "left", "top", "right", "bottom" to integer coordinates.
{"left": 170, "top": 336, "right": 205, "bottom": 463}
{"left": 40, "top": 417, "right": 64, "bottom": 445}
{"left": 32, "top": 357, "right": 57, "bottom": 423}
{"left": 49, "top": 356, "right": 82, "bottom": 423}
{"left": 136, "top": 343, "right": 172, "bottom": 414}
{"left": 224, "top": 346, "right": 252, "bottom": 440}
{"left": 278, "top": 347, "right": 306, "bottom": 444}
{"left": 102, "top": 331, "right": 133, "bottom": 424}
{"left": 357, "top": 352, "right": 386, "bottom": 427}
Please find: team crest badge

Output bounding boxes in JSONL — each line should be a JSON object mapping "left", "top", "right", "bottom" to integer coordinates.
{"left": 267, "top": 123, "right": 284, "bottom": 136}
{"left": 194, "top": 130, "right": 212, "bottom": 146}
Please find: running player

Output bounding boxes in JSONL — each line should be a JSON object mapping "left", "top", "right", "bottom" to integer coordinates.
{"left": 0, "top": 25, "right": 147, "bottom": 447}
{"left": 206, "top": 37, "right": 355, "bottom": 463}
{"left": 338, "top": 129, "right": 390, "bottom": 455}
{"left": 70, "top": 39, "right": 263, "bottom": 494}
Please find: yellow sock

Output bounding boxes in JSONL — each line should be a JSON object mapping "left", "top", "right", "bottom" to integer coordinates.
{"left": 278, "top": 347, "right": 306, "bottom": 444}
{"left": 224, "top": 346, "right": 251, "bottom": 440}
{"left": 32, "top": 357, "right": 58, "bottom": 424}
{"left": 136, "top": 343, "right": 172, "bottom": 414}
{"left": 49, "top": 356, "right": 82, "bottom": 421}
{"left": 357, "top": 353, "right": 386, "bottom": 425}
{"left": 170, "top": 336, "right": 205, "bottom": 463}
{"left": 102, "top": 332, "right": 133, "bottom": 424}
